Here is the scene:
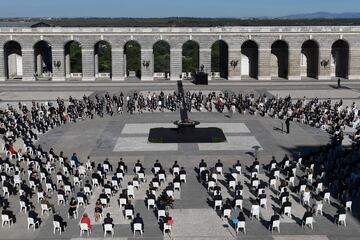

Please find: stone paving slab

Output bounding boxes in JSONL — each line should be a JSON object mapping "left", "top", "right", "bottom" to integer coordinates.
{"left": 113, "top": 137, "right": 178, "bottom": 152}
{"left": 198, "top": 136, "right": 262, "bottom": 151}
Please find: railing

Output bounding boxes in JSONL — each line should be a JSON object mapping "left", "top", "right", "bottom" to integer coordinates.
{"left": 70, "top": 73, "right": 83, "bottom": 78}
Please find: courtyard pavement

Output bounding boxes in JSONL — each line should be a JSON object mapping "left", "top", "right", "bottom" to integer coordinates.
{"left": 0, "top": 81, "right": 359, "bottom": 239}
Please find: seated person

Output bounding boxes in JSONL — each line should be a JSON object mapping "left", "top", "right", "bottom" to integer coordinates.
{"left": 302, "top": 207, "right": 313, "bottom": 223}
{"left": 281, "top": 197, "right": 292, "bottom": 214}
{"left": 133, "top": 213, "right": 144, "bottom": 230}
{"left": 28, "top": 205, "right": 41, "bottom": 227}
{"left": 103, "top": 213, "right": 114, "bottom": 230}
{"left": 53, "top": 212, "right": 67, "bottom": 232}
{"left": 80, "top": 213, "right": 92, "bottom": 230}
{"left": 2, "top": 206, "right": 16, "bottom": 223}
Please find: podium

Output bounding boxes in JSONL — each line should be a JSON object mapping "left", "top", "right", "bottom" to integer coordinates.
{"left": 193, "top": 72, "right": 208, "bottom": 85}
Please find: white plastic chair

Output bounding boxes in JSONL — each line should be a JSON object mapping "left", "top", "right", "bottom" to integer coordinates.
{"left": 27, "top": 217, "right": 39, "bottom": 231}
{"left": 174, "top": 182, "right": 181, "bottom": 191}
{"left": 214, "top": 199, "right": 222, "bottom": 210}
{"left": 301, "top": 192, "right": 310, "bottom": 206}
{"left": 1, "top": 215, "right": 12, "bottom": 227}
{"left": 336, "top": 214, "right": 346, "bottom": 226}
{"left": 284, "top": 206, "right": 291, "bottom": 217}
{"left": 315, "top": 203, "right": 323, "bottom": 215}
{"left": 250, "top": 205, "right": 260, "bottom": 220}
{"left": 324, "top": 192, "right": 330, "bottom": 203}
{"left": 77, "top": 197, "right": 85, "bottom": 207}
{"left": 92, "top": 178, "right": 99, "bottom": 188}
{"left": 163, "top": 223, "right": 172, "bottom": 235}
{"left": 133, "top": 223, "right": 143, "bottom": 236}
{"left": 57, "top": 194, "right": 65, "bottom": 205}
{"left": 79, "top": 223, "right": 90, "bottom": 236}
{"left": 260, "top": 198, "right": 267, "bottom": 209}
{"left": 235, "top": 199, "right": 243, "bottom": 210}
{"left": 19, "top": 201, "right": 27, "bottom": 212}
{"left": 346, "top": 201, "right": 352, "bottom": 212}
{"left": 302, "top": 217, "right": 313, "bottom": 229}
{"left": 270, "top": 220, "right": 280, "bottom": 232}
{"left": 53, "top": 221, "right": 61, "bottom": 235}
{"left": 216, "top": 166, "right": 223, "bottom": 175}
{"left": 236, "top": 221, "right": 246, "bottom": 234}
{"left": 157, "top": 209, "right": 166, "bottom": 222}
{"left": 269, "top": 179, "right": 277, "bottom": 189}
{"left": 147, "top": 198, "right": 155, "bottom": 210}
{"left": 104, "top": 224, "right": 114, "bottom": 237}
{"left": 207, "top": 181, "right": 215, "bottom": 192}
{"left": 41, "top": 204, "right": 51, "bottom": 215}
{"left": 222, "top": 209, "right": 231, "bottom": 219}
{"left": 125, "top": 209, "right": 134, "bottom": 220}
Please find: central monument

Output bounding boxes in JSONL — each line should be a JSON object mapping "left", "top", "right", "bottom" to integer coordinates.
{"left": 148, "top": 81, "right": 226, "bottom": 143}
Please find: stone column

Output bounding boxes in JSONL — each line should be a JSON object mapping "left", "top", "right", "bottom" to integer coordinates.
{"left": 82, "top": 48, "right": 95, "bottom": 81}
{"left": 111, "top": 48, "right": 124, "bottom": 81}
{"left": 0, "top": 49, "right": 5, "bottom": 81}
{"left": 52, "top": 48, "right": 65, "bottom": 81}
{"left": 36, "top": 54, "right": 42, "bottom": 75}
{"left": 141, "top": 49, "right": 153, "bottom": 81}
{"left": 288, "top": 48, "right": 301, "bottom": 80}
{"left": 170, "top": 48, "right": 182, "bottom": 81}
{"left": 22, "top": 48, "right": 35, "bottom": 81}
{"left": 349, "top": 49, "right": 360, "bottom": 80}
{"left": 319, "top": 48, "right": 331, "bottom": 80}
{"left": 227, "top": 49, "right": 241, "bottom": 80}
{"left": 94, "top": 53, "right": 99, "bottom": 78}
{"left": 199, "top": 48, "right": 211, "bottom": 80}
{"left": 258, "top": 48, "right": 271, "bottom": 80}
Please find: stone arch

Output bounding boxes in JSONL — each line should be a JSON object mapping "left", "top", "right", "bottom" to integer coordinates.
{"left": 301, "top": 40, "right": 319, "bottom": 79}
{"left": 241, "top": 40, "right": 258, "bottom": 79}
{"left": 153, "top": 40, "right": 170, "bottom": 79}
{"left": 33, "top": 40, "right": 52, "bottom": 79}
{"left": 182, "top": 40, "right": 199, "bottom": 78}
{"left": 271, "top": 40, "right": 289, "bottom": 79}
{"left": 4, "top": 40, "right": 22, "bottom": 80}
{"left": 331, "top": 39, "right": 349, "bottom": 79}
{"left": 124, "top": 40, "right": 141, "bottom": 79}
{"left": 211, "top": 40, "right": 229, "bottom": 79}
{"left": 64, "top": 40, "right": 82, "bottom": 78}
{"left": 94, "top": 40, "right": 112, "bottom": 79}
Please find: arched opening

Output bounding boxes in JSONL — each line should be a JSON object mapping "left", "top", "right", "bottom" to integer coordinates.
{"left": 34, "top": 40, "right": 52, "bottom": 80}
{"left": 64, "top": 41, "right": 82, "bottom": 79}
{"left": 241, "top": 40, "right": 258, "bottom": 79}
{"left": 301, "top": 40, "right": 319, "bottom": 79}
{"left": 94, "top": 41, "right": 112, "bottom": 79}
{"left": 331, "top": 40, "right": 349, "bottom": 79}
{"left": 211, "top": 40, "right": 228, "bottom": 79}
{"left": 182, "top": 40, "right": 199, "bottom": 79}
{"left": 153, "top": 40, "right": 170, "bottom": 80}
{"left": 4, "top": 41, "right": 22, "bottom": 80}
{"left": 124, "top": 40, "right": 141, "bottom": 79}
{"left": 271, "top": 40, "right": 288, "bottom": 79}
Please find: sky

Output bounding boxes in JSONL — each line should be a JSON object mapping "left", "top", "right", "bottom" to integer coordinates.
{"left": 0, "top": 0, "right": 359, "bottom": 18}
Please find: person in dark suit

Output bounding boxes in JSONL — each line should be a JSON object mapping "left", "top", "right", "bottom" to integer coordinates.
{"left": 281, "top": 197, "right": 292, "bottom": 214}
{"left": 28, "top": 206, "right": 41, "bottom": 226}
{"left": 53, "top": 212, "right": 67, "bottom": 232}
{"left": 285, "top": 117, "right": 290, "bottom": 134}
{"left": 302, "top": 207, "right": 313, "bottom": 223}
{"left": 2, "top": 206, "right": 16, "bottom": 223}
{"left": 103, "top": 213, "right": 114, "bottom": 230}
{"left": 269, "top": 212, "right": 280, "bottom": 229}
{"left": 237, "top": 211, "right": 245, "bottom": 222}
{"left": 133, "top": 213, "right": 144, "bottom": 230}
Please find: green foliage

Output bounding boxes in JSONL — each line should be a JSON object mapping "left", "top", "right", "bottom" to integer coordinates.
{"left": 182, "top": 41, "right": 199, "bottom": 73}
{"left": 97, "top": 42, "right": 112, "bottom": 73}
{"left": 125, "top": 41, "right": 140, "bottom": 72}
{"left": 211, "top": 42, "right": 220, "bottom": 72}
{"left": 154, "top": 41, "right": 170, "bottom": 72}
{"left": 69, "top": 42, "right": 82, "bottom": 73}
